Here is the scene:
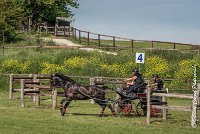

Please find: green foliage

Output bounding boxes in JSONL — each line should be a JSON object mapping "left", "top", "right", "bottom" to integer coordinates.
{"left": 40, "top": 62, "right": 65, "bottom": 74}
{"left": 0, "top": 59, "right": 31, "bottom": 73}
{"left": 149, "top": 50, "right": 194, "bottom": 62}
{"left": 0, "top": 59, "right": 20, "bottom": 73}
{"left": 0, "top": 0, "right": 23, "bottom": 43}
{"left": 20, "top": 0, "right": 79, "bottom": 30}
{"left": 0, "top": 0, "right": 79, "bottom": 42}
{"left": 1, "top": 47, "right": 200, "bottom": 92}
{"left": 175, "top": 60, "right": 199, "bottom": 79}
{"left": 145, "top": 56, "right": 169, "bottom": 78}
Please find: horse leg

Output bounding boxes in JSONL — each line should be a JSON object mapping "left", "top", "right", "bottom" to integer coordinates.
{"left": 95, "top": 100, "right": 106, "bottom": 117}
{"left": 98, "top": 103, "right": 116, "bottom": 117}
{"left": 99, "top": 106, "right": 106, "bottom": 117}
{"left": 96, "top": 101, "right": 116, "bottom": 117}
{"left": 60, "top": 98, "right": 65, "bottom": 114}
{"left": 60, "top": 98, "right": 72, "bottom": 116}
{"left": 107, "top": 103, "right": 117, "bottom": 116}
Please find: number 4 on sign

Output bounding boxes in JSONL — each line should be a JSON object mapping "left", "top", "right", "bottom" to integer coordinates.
{"left": 136, "top": 53, "right": 145, "bottom": 63}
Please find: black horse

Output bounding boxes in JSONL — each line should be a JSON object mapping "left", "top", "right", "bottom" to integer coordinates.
{"left": 50, "top": 73, "right": 116, "bottom": 116}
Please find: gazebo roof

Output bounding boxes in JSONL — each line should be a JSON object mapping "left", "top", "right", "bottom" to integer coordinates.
{"left": 56, "top": 17, "right": 75, "bottom": 22}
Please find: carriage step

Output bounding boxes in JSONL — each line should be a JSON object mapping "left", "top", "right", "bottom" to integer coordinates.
{"left": 153, "top": 90, "right": 167, "bottom": 93}
{"left": 151, "top": 102, "right": 167, "bottom": 105}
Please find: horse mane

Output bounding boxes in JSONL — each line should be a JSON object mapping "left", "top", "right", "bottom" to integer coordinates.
{"left": 54, "top": 73, "right": 76, "bottom": 83}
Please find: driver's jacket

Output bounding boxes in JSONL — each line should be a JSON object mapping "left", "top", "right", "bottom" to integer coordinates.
{"left": 133, "top": 73, "right": 144, "bottom": 85}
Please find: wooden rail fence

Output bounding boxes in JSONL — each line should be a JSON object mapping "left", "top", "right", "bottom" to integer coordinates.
{"left": 8, "top": 74, "right": 121, "bottom": 110}
{"left": 36, "top": 26, "right": 200, "bottom": 54}
{"left": 146, "top": 84, "right": 200, "bottom": 128}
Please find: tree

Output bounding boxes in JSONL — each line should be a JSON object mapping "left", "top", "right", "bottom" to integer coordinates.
{"left": 0, "top": 0, "right": 24, "bottom": 43}
{"left": 0, "top": 0, "right": 78, "bottom": 43}
{"left": 21, "top": 0, "right": 79, "bottom": 31}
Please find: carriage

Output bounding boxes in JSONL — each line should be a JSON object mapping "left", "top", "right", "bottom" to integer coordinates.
{"left": 50, "top": 73, "right": 163, "bottom": 117}
{"left": 113, "top": 84, "right": 163, "bottom": 117}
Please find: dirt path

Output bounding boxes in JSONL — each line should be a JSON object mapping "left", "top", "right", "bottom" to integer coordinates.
{"left": 42, "top": 37, "right": 117, "bottom": 55}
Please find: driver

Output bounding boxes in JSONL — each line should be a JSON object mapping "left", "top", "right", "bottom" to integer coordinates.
{"left": 125, "top": 68, "right": 145, "bottom": 96}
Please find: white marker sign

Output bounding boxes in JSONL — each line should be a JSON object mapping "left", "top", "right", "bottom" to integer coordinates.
{"left": 136, "top": 53, "right": 145, "bottom": 63}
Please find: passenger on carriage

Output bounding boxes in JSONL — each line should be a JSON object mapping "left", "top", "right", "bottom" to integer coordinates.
{"left": 124, "top": 68, "right": 146, "bottom": 97}
{"left": 151, "top": 74, "right": 164, "bottom": 101}
{"left": 151, "top": 74, "right": 163, "bottom": 91}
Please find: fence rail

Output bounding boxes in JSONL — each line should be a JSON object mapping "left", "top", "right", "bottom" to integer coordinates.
{"left": 36, "top": 26, "right": 200, "bottom": 52}
{"left": 1, "top": 26, "right": 200, "bottom": 56}
{"left": 146, "top": 84, "right": 200, "bottom": 128}
{"left": 73, "top": 28, "right": 197, "bottom": 49}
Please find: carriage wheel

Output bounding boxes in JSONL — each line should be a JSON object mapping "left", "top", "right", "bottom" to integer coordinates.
{"left": 150, "top": 100, "right": 162, "bottom": 117}
{"left": 136, "top": 101, "right": 147, "bottom": 116}
{"left": 113, "top": 98, "right": 123, "bottom": 115}
{"left": 113, "top": 98, "right": 132, "bottom": 116}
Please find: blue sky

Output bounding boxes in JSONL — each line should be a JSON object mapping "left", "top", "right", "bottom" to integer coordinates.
{"left": 72, "top": 0, "right": 200, "bottom": 44}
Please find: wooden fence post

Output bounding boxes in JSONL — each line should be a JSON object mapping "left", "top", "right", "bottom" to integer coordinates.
{"left": 74, "top": 28, "right": 76, "bottom": 40}
{"left": 173, "top": 42, "right": 176, "bottom": 49}
{"left": 114, "top": 81, "right": 122, "bottom": 111}
{"left": 87, "top": 32, "right": 90, "bottom": 45}
{"left": 50, "top": 73, "right": 57, "bottom": 110}
{"left": 79, "top": 30, "right": 81, "bottom": 43}
{"left": 63, "top": 26, "right": 66, "bottom": 36}
{"left": 90, "top": 77, "right": 95, "bottom": 104}
{"left": 131, "top": 40, "right": 134, "bottom": 53}
{"left": 152, "top": 41, "right": 154, "bottom": 48}
{"left": 46, "top": 26, "right": 48, "bottom": 34}
{"left": 146, "top": 86, "right": 151, "bottom": 124}
{"left": 68, "top": 27, "right": 71, "bottom": 38}
{"left": 71, "top": 27, "right": 74, "bottom": 38}
{"left": 9, "top": 74, "right": 13, "bottom": 100}
{"left": 98, "top": 34, "right": 101, "bottom": 47}
{"left": 54, "top": 25, "right": 57, "bottom": 36}
{"left": 52, "top": 87, "right": 57, "bottom": 110}
{"left": 20, "top": 79, "right": 25, "bottom": 108}
{"left": 33, "top": 75, "right": 40, "bottom": 107}
{"left": 162, "top": 92, "right": 167, "bottom": 121}
{"left": 113, "top": 36, "right": 116, "bottom": 47}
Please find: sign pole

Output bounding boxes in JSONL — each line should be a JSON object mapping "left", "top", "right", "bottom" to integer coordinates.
{"left": 138, "top": 63, "right": 141, "bottom": 72}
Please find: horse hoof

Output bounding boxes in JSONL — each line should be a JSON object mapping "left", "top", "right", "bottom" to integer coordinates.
{"left": 112, "top": 112, "right": 117, "bottom": 117}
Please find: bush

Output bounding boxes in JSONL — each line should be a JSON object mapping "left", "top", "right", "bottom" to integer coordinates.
{"left": 0, "top": 59, "right": 20, "bottom": 73}
{"left": 144, "top": 56, "right": 169, "bottom": 78}
{"left": 175, "top": 59, "right": 199, "bottom": 79}
{"left": 40, "top": 62, "right": 65, "bottom": 74}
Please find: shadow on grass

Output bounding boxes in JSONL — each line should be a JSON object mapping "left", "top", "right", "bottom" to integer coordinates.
{"left": 65, "top": 112, "right": 142, "bottom": 118}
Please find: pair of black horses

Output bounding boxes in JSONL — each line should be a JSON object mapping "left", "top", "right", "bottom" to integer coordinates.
{"left": 50, "top": 73, "right": 116, "bottom": 116}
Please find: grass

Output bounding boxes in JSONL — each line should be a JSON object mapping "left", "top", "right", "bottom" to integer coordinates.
{"left": 0, "top": 91, "right": 200, "bottom": 134}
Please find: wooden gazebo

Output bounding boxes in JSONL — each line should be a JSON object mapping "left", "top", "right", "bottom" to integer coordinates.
{"left": 55, "top": 17, "right": 75, "bottom": 36}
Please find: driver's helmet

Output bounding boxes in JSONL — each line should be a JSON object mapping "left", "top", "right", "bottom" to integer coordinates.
{"left": 152, "top": 74, "right": 159, "bottom": 78}
{"left": 133, "top": 68, "right": 139, "bottom": 73}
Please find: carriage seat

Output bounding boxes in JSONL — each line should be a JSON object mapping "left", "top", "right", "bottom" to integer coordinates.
{"left": 116, "top": 83, "right": 148, "bottom": 100}
{"left": 135, "top": 83, "right": 148, "bottom": 93}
